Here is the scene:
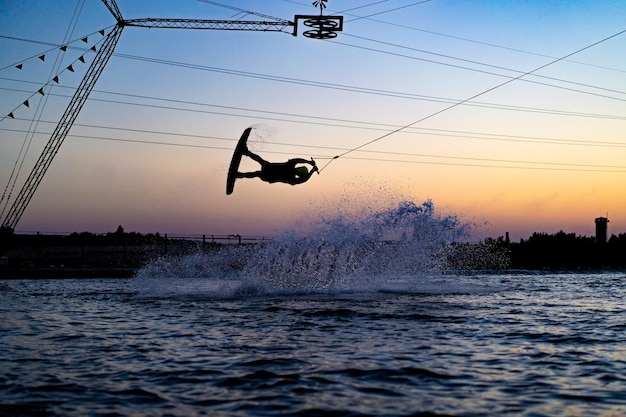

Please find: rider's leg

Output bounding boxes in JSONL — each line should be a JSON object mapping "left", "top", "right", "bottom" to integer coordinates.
{"left": 236, "top": 171, "right": 262, "bottom": 179}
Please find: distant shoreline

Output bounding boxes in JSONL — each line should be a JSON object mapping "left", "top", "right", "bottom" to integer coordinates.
{"left": 2, "top": 229, "right": 625, "bottom": 275}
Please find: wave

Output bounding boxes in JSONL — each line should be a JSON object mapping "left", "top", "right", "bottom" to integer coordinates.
{"left": 134, "top": 200, "right": 484, "bottom": 298}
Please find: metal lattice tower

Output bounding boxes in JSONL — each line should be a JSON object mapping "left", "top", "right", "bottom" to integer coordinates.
{"left": 0, "top": 0, "right": 342, "bottom": 232}
{"left": 1, "top": 25, "right": 124, "bottom": 232}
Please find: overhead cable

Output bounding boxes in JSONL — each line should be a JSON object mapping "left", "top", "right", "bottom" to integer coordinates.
{"left": 324, "top": 27, "right": 626, "bottom": 170}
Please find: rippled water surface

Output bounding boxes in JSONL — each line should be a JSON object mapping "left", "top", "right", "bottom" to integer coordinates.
{"left": 1, "top": 272, "right": 625, "bottom": 416}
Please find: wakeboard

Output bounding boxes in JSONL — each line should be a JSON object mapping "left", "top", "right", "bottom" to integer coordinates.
{"left": 226, "top": 127, "right": 252, "bottom": 195}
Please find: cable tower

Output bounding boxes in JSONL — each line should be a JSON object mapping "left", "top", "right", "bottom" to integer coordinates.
{"left": 0, "top": 0, "right": 343, "bottom": 234}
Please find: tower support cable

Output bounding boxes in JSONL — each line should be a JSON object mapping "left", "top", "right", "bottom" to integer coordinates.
{"left": 1, "top": 24, "right": 124, "bottom": 231}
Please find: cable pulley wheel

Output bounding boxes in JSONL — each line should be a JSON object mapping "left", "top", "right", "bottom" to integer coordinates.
{"left": 302, "top": 17, "right": 340, "bottom": 39}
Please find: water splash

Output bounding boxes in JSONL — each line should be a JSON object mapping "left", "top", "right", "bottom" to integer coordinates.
{"left": 134, "top": 200, "right": 472, "bottom": 298}
{"left": 246, "top": 123, "right": 276, "bottom": 151}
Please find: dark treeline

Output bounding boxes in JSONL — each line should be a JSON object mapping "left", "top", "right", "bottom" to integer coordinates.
{"left": 0, "top": 226, "right": 265, "bottom": 274}
{"left": 480, "top": 231, "right": 626, "bottom": 270}
{"left": 1, "top": 226, "right": 202, "bottom": 271}
{"left": 2, "top": 227, "right": 626, "bottom": 272}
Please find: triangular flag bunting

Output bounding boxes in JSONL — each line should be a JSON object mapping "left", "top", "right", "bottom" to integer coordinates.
{"left": 91, "top": 45, "right": 97, "bottom": 52}
{"left": 8, "top": 112, "right": 15, "bottom": 118}
{"left": 23, "top": 100, "right": 30, "bottom": 108}
{"left": 60, "top": 45, "right": 67, "bottom": 51}
{"left": 38, "top": 88, "right": 45, "bottom": 96}
{"left": 39, "top": 55, "right": 45, "bottom": 61}
{"left": 16, "top": 64, "right": 23, "bottom": 70}
{"left": 82, "top": 37, "right": 88, "bottom": 43}
{"left": 53, "top": 76, "right": 59, "bottom": 83}
{"left": 67, "top": 64, "right": 74, "bottom": 72}
{"left": 79, "top": 55, "right": 85, "bottom": 63}
{"left": 99, "top": 29, "right": 105, "bottom": 36}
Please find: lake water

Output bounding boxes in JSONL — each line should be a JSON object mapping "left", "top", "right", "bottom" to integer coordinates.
{"left": 2, "top": 271, "right": 625, "bottom": 417}
{"left": 2, "top": 202, "right": 625, "bottom": 416}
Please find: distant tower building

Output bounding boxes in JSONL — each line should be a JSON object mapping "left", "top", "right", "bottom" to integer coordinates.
{"left": 595, "top": 216, "right": 609, "bottom": 245}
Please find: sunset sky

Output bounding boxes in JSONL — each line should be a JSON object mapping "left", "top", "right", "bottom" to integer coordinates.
{"left": 1, "top": 0, "right": 625, "bottom": 242}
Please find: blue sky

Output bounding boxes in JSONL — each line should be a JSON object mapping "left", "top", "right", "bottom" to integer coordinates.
{"left": 1, "top": 0, "right": 625, "bottom": 240}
